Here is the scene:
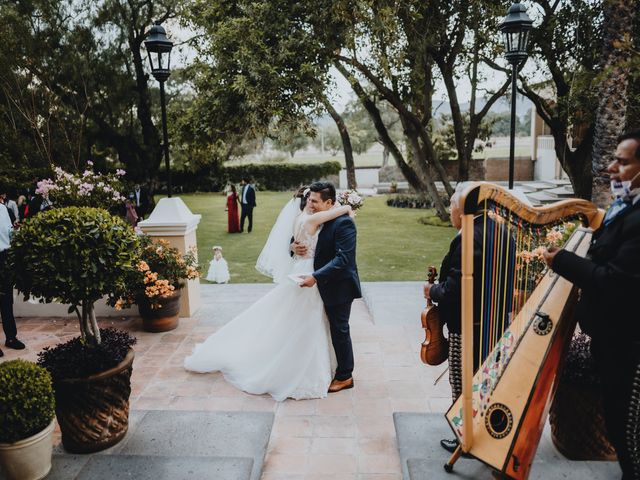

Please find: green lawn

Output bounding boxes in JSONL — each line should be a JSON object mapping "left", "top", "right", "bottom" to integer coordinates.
{"left": 178, "top": 192, "right": 456, "bottom": 283}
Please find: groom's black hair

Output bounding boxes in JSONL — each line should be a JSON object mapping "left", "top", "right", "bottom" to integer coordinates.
{"left": 309, "top": 181, "right": 336, "bottom": 203}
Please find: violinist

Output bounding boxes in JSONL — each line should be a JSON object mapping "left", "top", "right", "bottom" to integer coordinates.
{"left": 423, "top": 184, "right": 514, "bottom": 455}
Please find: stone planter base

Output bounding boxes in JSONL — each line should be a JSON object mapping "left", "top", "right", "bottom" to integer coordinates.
{"left": 55, "top": 349, "right": 134, "bottom": 454}
{"left": 138, "top": 292, "right": 181, "bottom": 332}
{"left": 0, "top": 418, "right": 55, "bottom": 480}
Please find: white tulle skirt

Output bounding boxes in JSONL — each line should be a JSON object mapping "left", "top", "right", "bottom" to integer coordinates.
{"left": 184, "top": 259, "right": 336, "bottom": 401}
{"left": 205, "top": 258, "right": 230, "bottom": 283}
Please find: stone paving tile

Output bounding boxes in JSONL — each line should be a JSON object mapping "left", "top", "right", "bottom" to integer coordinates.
{"left": 2, "top": 282, "right": 603, "bottom": 479}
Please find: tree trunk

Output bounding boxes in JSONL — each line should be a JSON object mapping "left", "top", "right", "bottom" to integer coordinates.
{"left": 129, "top": 32, "right": 162, "bottom": 184}
{"left": 335, "top": 62, "right": 450, "bottom": 218}
{"left": 382, "top": 146, "right": 390, "bottom": 167}
{"left": 591, "top": 0, "right": 637, "bottom": 207}
{"left": 324, "top": 100, "right": 357, "bottom": 189}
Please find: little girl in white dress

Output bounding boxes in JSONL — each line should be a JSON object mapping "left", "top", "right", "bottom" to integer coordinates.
{"left": 206, "top": 246, "right": 230, "bottom": 283}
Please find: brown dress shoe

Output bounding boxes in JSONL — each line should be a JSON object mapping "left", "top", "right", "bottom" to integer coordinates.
{"left": 328, "top": 377, "right": 354, "bottom": 393}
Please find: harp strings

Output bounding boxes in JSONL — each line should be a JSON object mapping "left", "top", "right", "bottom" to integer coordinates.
{"left": 474, "top": 200, "right": 581, "bottom": 415}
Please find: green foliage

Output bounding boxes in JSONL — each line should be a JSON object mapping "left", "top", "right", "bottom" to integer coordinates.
{"left": 223, "top": 161, "right": 341, "bottom": 191}
{"left": 485, "top": 110, "right": 531, "bottom": 138}
{"left": 9, "top": 207, "right": 139, "bottom": 344}
{"left": 0, "top": 360, "right": 55, "bottom": 444}
{"left": 164, "top": 161, "right": 341, "bottom": 192}
{"left": 10, "top": 207, "right": 139, "bottom": 306}
{"left": 179, "top": 0, "right": 348, "bottom": 166}
{"left": 0, "top": 0, "right": 176, "bottom": 184}
{"left": 272, "top": 128, "right": 311, "bottom": 158}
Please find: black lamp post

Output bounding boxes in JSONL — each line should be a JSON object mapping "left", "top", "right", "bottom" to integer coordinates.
{"left": 500, "top": 2, "right": 533, "bottom": 190}
{"left": 144, "top": 21, "right": 174, "bottom": 197}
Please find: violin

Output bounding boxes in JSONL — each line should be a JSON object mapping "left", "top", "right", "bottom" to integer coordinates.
{"left": 420, "top": 266, "right": 449, "bottom": 366}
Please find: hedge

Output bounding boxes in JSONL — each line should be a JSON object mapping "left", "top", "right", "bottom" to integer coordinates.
{"left": 159, "top": 161, "right": 341, "bottom": 193}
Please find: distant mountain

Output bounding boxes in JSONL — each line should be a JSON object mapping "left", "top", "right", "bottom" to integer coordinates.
{"left": 315, "top": 94, "right": 532, "bottom": 125}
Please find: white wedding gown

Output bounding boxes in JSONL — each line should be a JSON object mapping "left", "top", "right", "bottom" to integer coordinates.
{"left": 184, "top": 212, "right": 336, "bottom": 401}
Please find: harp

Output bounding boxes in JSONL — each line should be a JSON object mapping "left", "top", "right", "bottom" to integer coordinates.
{"left": 444, "top": 182, "right": 604, "bottom": 479}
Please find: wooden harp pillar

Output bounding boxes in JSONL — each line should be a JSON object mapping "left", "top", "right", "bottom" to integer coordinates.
{"left": 445, "top": 182, "right": 604, "bottom": 479}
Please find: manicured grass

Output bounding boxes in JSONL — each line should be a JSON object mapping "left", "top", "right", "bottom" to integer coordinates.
{"left": 178, "top": 192, "right": 456, "bottom": 283}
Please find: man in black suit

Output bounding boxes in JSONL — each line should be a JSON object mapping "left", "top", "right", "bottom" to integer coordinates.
{"left": 240, "top": 178, "right": 257, "bottom": 233}
{"left": 544, "top": 130, "right": 640, "bottom": 479}
{"left": 424, "top": 185, "right": 516, "bottom": 454}
{"left": 296, "top": 182, "right": 362, "bottom": 393}
{"left": 130, "top": 184, "right": 151, "bottom": 219}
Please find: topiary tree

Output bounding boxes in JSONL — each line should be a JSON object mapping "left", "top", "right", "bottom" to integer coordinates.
{"left": 9, "top": 207, "right": 139, "bottom": 346}
{"left": 0, "top": 360, "right": 55, "bottom": 443}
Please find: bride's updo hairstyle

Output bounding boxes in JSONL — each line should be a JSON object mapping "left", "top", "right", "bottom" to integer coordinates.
{"left": 295, "top": 185, "right": 311, "bottom": 211}
{"left": 309, "top": 181, "right": 336, "bottom": 204}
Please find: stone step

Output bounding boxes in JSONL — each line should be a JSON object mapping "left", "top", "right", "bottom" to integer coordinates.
{"left": 526, "top": 191, "right": 564, "bottom": 204}
{"left": 394, "top": 412, "right": 621, "bottom": 480}
{"left": 49, "top": 410, "right": 274, "bottom": 480}
{"left": 545, "top": 186, "right": 575, "bottom": 198}
{"left": 522, "top": 181, "right": 559, "bottom": 191}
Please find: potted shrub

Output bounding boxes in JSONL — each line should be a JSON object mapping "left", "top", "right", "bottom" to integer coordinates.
{"left": 9, "top": 207, "right": 139, "bottom": 453}
{"left": 0, "top": 360, "right": 56, "bottom": 480}
{"left": 549, "top": 332, "right": 616, "bottom": 460}
{"left": 110, "top": 236, "right": 200, "bottom": 332}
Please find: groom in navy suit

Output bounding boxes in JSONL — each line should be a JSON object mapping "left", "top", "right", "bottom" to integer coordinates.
{"left": 296, "top": 182, "right": 361, "bottom": 393}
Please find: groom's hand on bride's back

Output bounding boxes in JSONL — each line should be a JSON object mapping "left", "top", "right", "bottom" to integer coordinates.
{"left": 291, "top": 241, "right": 308, "bottom": 256}
{"left": 299, "top": 275, "right": 317, "bottom": 288}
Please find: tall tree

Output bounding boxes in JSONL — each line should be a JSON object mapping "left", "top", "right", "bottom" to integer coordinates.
{"left": 0, "top": 0, "right": 176, "bottom": 188}
{"left": 493, "top": 0, "right": 605, "bottom": 200}
{"left": 591, "top": 0, "right": 638, "bottom": 207}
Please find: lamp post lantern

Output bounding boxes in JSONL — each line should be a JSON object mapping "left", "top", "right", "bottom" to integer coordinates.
{"left": 144, "top": 21, "right": 174, "bottom": 197}
{"left": 500, "top": 2, "right": 533, "bottom": 190}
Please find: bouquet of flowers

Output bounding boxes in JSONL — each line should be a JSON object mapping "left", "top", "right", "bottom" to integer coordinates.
{"left": 110, "top": 236, "right": 201, "bottom": 310}
{"left": 337, "top": 189, "right": 364, "bottom": 210}
{"left": 516, "top": 221, "right": 578, "bottom": 291}
{"left": 35, "top": 162, "right": 127, "bottom": 209}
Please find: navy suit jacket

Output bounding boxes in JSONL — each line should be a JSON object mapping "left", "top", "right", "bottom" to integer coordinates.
{"left": 312, "top": 214, "right": 362, "bottom": 306}
{"left": 241, "top": 185, "right": 257, "bottom": 207}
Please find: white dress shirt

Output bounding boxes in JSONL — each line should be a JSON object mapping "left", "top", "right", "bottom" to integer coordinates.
{"left": 0, "top": 204, "right": 13, "bottom": 252}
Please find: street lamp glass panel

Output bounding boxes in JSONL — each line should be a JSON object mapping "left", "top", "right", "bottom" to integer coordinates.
{"left": 144, "top": 21, "right": 173, "bottom": 81}
{"left": 499, "top": 2, "right": 534, "bottom": 63}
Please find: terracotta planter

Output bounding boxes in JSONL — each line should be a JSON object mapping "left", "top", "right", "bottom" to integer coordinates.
{"left": 549, "top": 381, "right": 616, "bottom": 461}
{"left": 138, "top": 291, "right": 181, "bottom": 332}
{"left": 0, "top": 418, "right": 55, "bottom": 480}
{"left": 54, "top": 349, "right": 134, "bottom": 454}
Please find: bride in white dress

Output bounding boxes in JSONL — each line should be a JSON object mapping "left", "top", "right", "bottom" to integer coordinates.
{"left": 184, "top": 191, "right": 353, "bottom": 401}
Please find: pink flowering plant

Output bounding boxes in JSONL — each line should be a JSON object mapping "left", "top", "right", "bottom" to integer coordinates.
{"left": 337, "top": 189, "right": 364, "bottom": 210}
{"left": 110, "top": 236, "right": 201, "bottom": 310}
{"left": 35, "top": 162, "right": 127, "bottom": 209}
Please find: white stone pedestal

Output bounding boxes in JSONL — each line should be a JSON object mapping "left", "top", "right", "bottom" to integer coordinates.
{"left": 138, "top": 197, "right": 202, "bottom": 317}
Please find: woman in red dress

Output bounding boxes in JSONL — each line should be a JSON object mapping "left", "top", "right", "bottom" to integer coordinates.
{"left": 227, "top": 185, "right": 240, "bottom": 233}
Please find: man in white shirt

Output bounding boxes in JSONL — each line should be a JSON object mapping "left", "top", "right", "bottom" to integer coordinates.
{"left": 239, "top": 178, "right": 257, "bottom": 233}
{"left": 0, "top": 196, "right": 25, "bottom": 356}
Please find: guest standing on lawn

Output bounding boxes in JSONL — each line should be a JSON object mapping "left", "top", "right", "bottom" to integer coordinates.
{"left": 240, "top": 178, "right": 256, "bottom": 233}
{"left": 227, "top": 185, "right": 240, "bottom": 233}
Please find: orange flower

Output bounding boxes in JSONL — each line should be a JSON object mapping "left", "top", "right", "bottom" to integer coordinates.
{"left": 137, "top": 260, "right": 149, "bottom": 272}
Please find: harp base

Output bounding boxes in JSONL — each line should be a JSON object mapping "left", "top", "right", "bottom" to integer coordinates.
{"left": 444, "top": 445, "right": 463, "bottom": 473}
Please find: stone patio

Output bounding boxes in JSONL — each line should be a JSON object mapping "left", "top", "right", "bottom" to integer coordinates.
{"left": 1, "top": 282, "right": 620, "bottom": 479}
